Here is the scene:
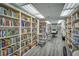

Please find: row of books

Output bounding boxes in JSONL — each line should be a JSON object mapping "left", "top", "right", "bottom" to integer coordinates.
{"left": 0, "top": 17, "right": 19, "bottom": 26}
{"left": 21, "top": 29, "right": 27, "bottom": 34}
{"left": 0, "top": 50, "right": 1, "bottom": 56}
{"left": 0, "top": 7, "right": 18, "bottom": 18}
{"left": 0, "top": 28, "right": 19, "bottom": 37}
{"left": 21, "top": 35, "right": 27, "bottom": 40}
{"left": 0, "top": 36, "right": 20, "bottom": 49}
{"left": 32, "top": 18, "right": 37, "bottom": 23}
{"left": 21, "top": 20, "right": 30, "bottom": 27}
{"left": 72, "top": 36, "right": 79, "bottom": 45}
{"left": 73, "top": 28, "right": 79, "bottom": 35}
{"left": 27, "top": 28, "right": 31, "bottom": 32}
{"left": 32, "top": 28, "right": 37, "bottom": 33}
{"left": 32, "top": 23, "right": 37, "bottom": 26}
{"left": 0, "top": 43, "right": 20, "bottom": 56}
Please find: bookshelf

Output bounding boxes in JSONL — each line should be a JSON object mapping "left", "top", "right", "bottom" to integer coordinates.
{"left": 38, "top": 20, "right": 46, "bottom": 42}
{"left": 66, "top": 11, "right": 79, "bottom": 52}
{"left": 31, "top": 18, "right": 37, "bottom": 47}
{"left": 66, "top": 17, "right": 73, "bottom": 50}
{"left": 21, "top": 13, "right": 32, "bottom": 56}
{"left": 0, "top": 4, "right": 20, "bottom": 56}
{"left": 0, "top": 3, "right": 38, "bottom": 56}
{"left": 71, "top": 12, "right": 79, "bottom": 51}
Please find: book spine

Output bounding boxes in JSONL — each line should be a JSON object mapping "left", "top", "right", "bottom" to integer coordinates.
{"left": 0, "top": 40, "right": 2, "bottom": 49}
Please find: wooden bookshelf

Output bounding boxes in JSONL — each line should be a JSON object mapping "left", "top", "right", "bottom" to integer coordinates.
{"left": 0, "top": 4, "right": 20, "bottom": 56}
{"left": 66, "top": 11, "right": 79, "bottom": 52}
{"left": 21, "top": 13, "right": 32, "bottom": 56}
{"left": 0, "top": 3, "right": 38, "bottom": 56}
{"left": 38, "top": 20, "right": 46, "bottom": 42}
{"left": 71, "top": 12, "right": 79, "bottom": 51}
{"left": 66, "top": 16, "right": 73, "bottom": 49}
{"left": 31, "top": 18, "right": 37, "bottom": 47}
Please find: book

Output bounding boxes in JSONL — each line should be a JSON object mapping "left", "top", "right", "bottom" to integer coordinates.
{"left": 16, "top": 36, "right": 20, "bottom": 43}
{"left": 12, "top": 11, "right": 16, "bottom": 18}
{"left": 4, "top": 8, "right": 8, "bottom": 15}
{"left": 2, "top": 48, "right": 8, "bottom": 56}
{"left": 0, "top": 17, "right": 3, "bottom": 26}
{"left": 2, "top": 39, "right": 6, "bottom": 48}
{"left": 2, "top": 29, "right": 6, "bottom": 37}
{"left": 8, "top": 46, "right": 13, "bottom": 54}
{"left": 0, "top": 50, "right": 1, "bottom": 56}
{"left": 0, "top": 28, "right": 2, "bottom": 37}
{"left": 9, "top": 19, "right": 12, "bottom": 26}
{"left": 7, "top": 38, "right": 11, "bottom": 46}
{"left": 21, "top": 20, "right": 25, "bottom": 27}
{"left": 0, "top": 39, "right": 2, "bottom": 49}
{"left": 16, "top": 43, "right": 20, "bottom": 50}
{"left": 0, "top": 7, "right": 5, "bottom": 15}
{"left": 10, "top": 37, "right": 14, "bottom": 44}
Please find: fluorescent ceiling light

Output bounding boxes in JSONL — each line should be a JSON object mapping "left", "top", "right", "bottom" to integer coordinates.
{"left": 22, "top": 4, "right": 44, "bottom": 18}
{"left": 58, "top": 20, "right": 63, "bottom": 24}
{"left": 60, "top": 3, "right": 79, "bottom": 16}
{"left": 35, "top": 14, "right": 44, "bottom": 19}
{"left": 60, "top": 9, "right": 74, "bottom": 16}
{"left": 64, "top": 3, "right": 79, "bottom": 10}
{"left": 45, "top": 21, "right": 51, "bottom": 24}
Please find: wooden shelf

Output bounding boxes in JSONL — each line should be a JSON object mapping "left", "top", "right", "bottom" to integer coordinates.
{"left": 0, "top": 14, "right": 19, "bottom": 20}
{"left": 0, "top": 26, "right": 20, "bottom": 28}
{"left": 0, "top": 34, "right": 20, "bottom": 39}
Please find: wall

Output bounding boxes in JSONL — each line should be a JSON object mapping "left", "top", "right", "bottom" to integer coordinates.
{"left": 60, "top": 20, "right": 66, "bottom": 36}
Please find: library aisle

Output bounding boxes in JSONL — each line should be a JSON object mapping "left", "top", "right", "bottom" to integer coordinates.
{"left": 23, "top": 30, "right": 71, "bottom": 56}
{"left": 0, "top": 3, "right": 79, "bottom": 56}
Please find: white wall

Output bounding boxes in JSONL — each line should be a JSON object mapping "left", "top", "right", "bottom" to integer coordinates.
{"left": 60, "top": 20, "right": 66, "bottom": 36}
{"left": 46, "top": 24, "right": 51, "bottom": 34}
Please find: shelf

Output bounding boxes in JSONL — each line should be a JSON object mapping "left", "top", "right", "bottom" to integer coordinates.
{"left": 8, "top": 48, "right": 20, "bottom": 56}
{"left": 21, "top": 33, "right": 27, "bottom": 35}
{"left": 21, "top": 19, "right": 30, "bottom": 23}
{"left": 73, "top": 34, "right": 79, "bottom": 37}
{"left": 73, "top": 19, "right": 79, "bottom": 23}
{"left": 0, "top": 34, "right": 20, "bottom": 39}
{"left": 21, "top": 39, "right": 27, "bottom": 42}
{"left": 0, "top": 26, "right": 20, "bottom": 28}
{"left": 21, "top": 27, "right": 31, "bottom": 29}
{"left": 1, "top": 42, "right": 20, "bottom": 50}
{"left": 0, "top": 14, "right": 19, "bottom": 20}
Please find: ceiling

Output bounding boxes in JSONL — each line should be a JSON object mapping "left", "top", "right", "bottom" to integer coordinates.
{"left": 32, "top": 3, "right": 65, "bottom": 23}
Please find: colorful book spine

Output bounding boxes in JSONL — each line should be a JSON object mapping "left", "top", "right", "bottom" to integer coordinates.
{"left": 21, "top": 20, "right": 24, "bottom": 27}
{"left": 2, "top": 48, "right": 8, "bottom": 56}
{"left": 0, "top": 7, "right": 5, "bottom": 15}
{"left": 0, "top": 39, "right": 2, "bottom": 49}
{"left": 2, "top": 39, "right": 6, "bottom": 48}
